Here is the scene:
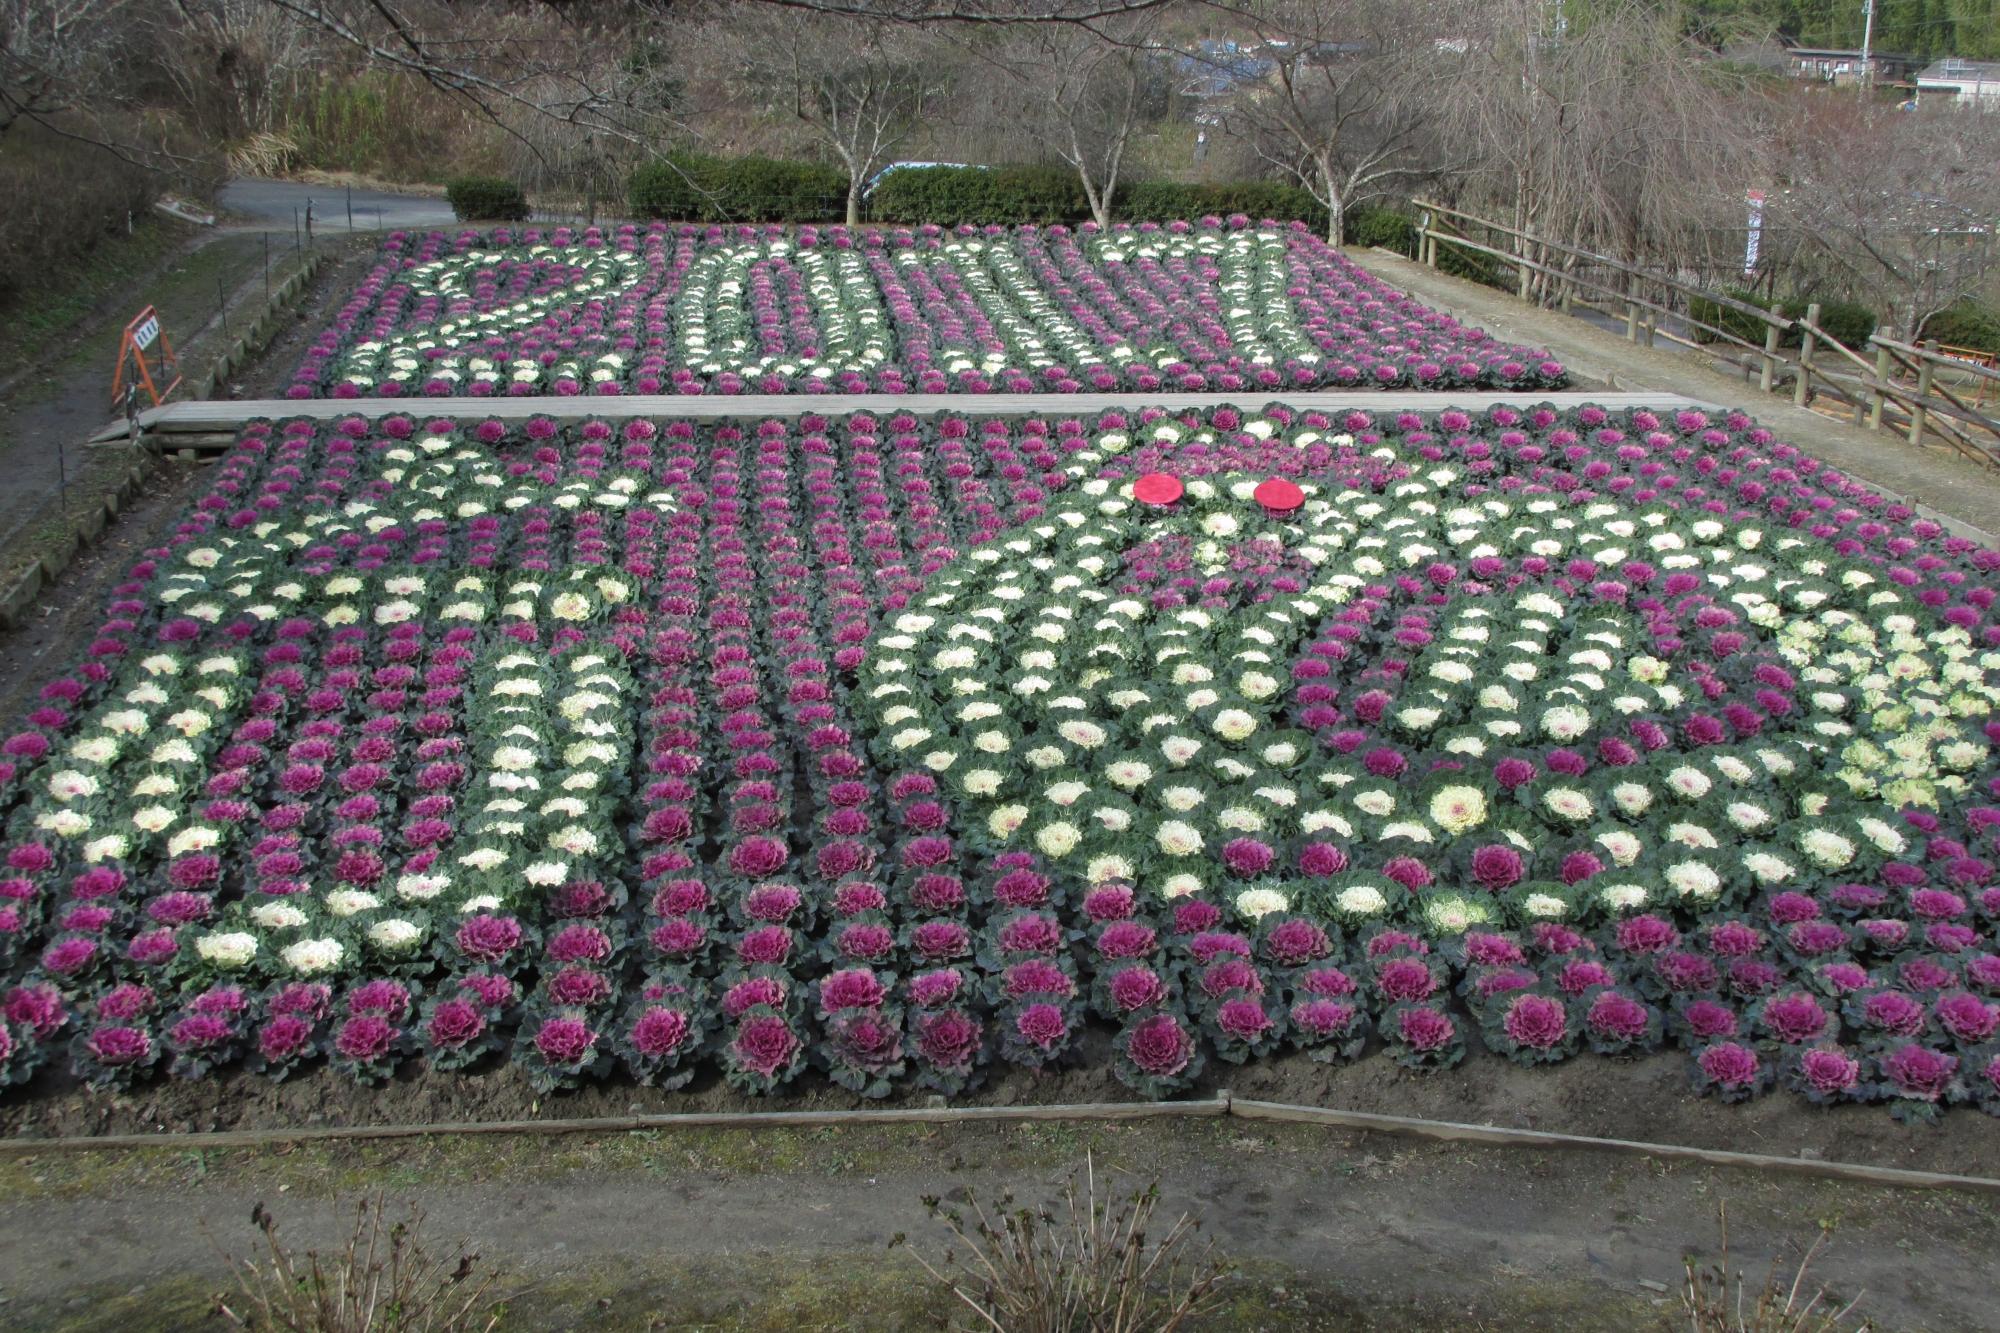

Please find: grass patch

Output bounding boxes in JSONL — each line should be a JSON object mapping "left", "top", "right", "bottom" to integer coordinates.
{"left": 0, "top": 227, "right": 306, "bottom": 420}
{"left": 20, "top": 1253, "right": 1674, "bottom": 1332}
{"left": 0, "top": 1121, "right": 1281, "bottom": 1203}
{"left": 0, "top": 219, "right": 193, "bottom": 378}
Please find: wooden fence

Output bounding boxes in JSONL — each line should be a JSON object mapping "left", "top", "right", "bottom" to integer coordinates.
{"left": 1410, "top": 198, "right": 2000, "bottom": 468}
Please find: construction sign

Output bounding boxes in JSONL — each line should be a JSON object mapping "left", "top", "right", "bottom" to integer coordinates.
{"left": 111, "top": 305, "right": 182, "bottom": 411}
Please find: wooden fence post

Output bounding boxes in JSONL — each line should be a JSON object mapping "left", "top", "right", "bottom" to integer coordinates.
{"left": 1624, "top": 274, "right": 1639, "bottom": 342}
{"left": 1909, "top": 339, "right": 1938, "bottom": 446}
{"left": 1793, "top": 302, "right": 1820, "bottom": 408}
{"left": 1758, "top": 320, "right": 1781, "bottom": 394}
{"left": 1868, "top": 342, "right": 1891, "bottom": 430}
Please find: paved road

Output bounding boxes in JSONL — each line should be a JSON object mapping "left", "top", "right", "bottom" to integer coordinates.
{"left": 218, "top": 177, "right": 456, "bottom": 233}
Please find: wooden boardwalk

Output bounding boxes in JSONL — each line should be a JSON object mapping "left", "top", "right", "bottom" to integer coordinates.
{"left": 94, "top": 390, "right": 1720, "bottom": 446}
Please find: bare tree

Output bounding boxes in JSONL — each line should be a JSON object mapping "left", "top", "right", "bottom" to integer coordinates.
{"left": 716, "top": 9, "right": 942, "bottom": 224}
{"left": 997, "top": 14, "right": 1164, "bottom": 226}
{"left": 1435, "top": 1, "right": 1765, "bottom": 293}
{"left": 1214, "top": 0, "right": 1445, "bottom": 243}
{"left": 0, "top": 0, "right": 201, "bottom": 168}
{"left": 236, "top": 0, "right": 1173, "bottom": 165}
{"left": 1, "top": 0, "right": 122, "bottom": 137}
{"left": 1768, "top": 94, "right": 2000, "bottom": 337}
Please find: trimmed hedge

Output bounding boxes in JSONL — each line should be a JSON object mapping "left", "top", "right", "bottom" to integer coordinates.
{"left": 630, "top": 152, "right": 847, "bottom": 222}
{"left": 1120, "top": 179, "right": 1328, "bottom": 233}
{"left": 1689, "top": 286, "right": 1779, "bottom": 346}
{"left": 444, "top": 176, "right": 528, "bottom": 222}
{"left": 1690, "top": 290, "right": 1881, "bottom": 351}
{"left": 1782, "top": 298, "right": 1878, "bottom": 350}
{"left": 866, "top": 164, "right": 1088, "bottom": 226}
{"left": 626, "top": 152, "right": 1428, "bottom": 240}
{"left": 1920, "top": 300, "right": 2000, "bottom": 357}
{"left": 863, "top": 164, "right": 1337, "bottom": 230}
{"left": 1346, "top": 205, "right": 1417, "bottom": 254}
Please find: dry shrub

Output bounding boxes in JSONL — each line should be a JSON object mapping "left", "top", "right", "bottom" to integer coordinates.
{"left": 212, "top": 1192, "right": 513, "bottom": 1333}
{"left": 1682, "top": 1202, "right": 1869, "bottom": 1333}
{"left": 0, "top": 121, "right": 163, "bottom": 306}
{"left": 229, "top": 131, "right": 304, "bottom": 179}
{"left": 894, "top": 1154, "right": 1231, "bottom": 1333}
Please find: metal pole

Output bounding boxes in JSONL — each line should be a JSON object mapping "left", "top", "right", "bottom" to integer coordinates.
{"left": 264, "top": 230, "right": 271, "bottom": 300}
{"left": 1860, "top": 0, "right": 1876, "bottom": 90}
{"left": 346, "top": 185, "right": 353, "bottom": 231}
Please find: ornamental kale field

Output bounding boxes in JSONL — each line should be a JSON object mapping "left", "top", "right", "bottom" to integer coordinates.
{"left": 4, "top": 403, "right": 2000, "bottom": 1121}
{"left": 285, "top": 219, "right": 1566, "bottom": 398}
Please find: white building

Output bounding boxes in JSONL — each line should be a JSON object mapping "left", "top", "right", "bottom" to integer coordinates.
{"left": 1915, "top": 58, "right": 2000, "bottom": 108}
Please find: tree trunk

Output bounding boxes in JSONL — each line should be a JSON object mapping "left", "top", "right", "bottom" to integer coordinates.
{"left": 847, "top": 177, "right": 863, "bottom": 227}
{"left": 1317, "top": 153, "right": 1342, "bottom": 246}
{"left": 1080, "top": 170, "right": 1111, "bottom": 229}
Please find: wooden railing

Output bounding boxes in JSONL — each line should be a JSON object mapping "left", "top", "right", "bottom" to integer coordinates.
{"left": 1410, "top": 198, "right": 2000, "bottom": 468}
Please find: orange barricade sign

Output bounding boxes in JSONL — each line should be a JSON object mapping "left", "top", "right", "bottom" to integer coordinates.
{"left": 111, "top": 306, "right": 182, "bottom": 410}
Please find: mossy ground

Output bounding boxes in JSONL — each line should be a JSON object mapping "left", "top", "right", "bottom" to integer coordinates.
{"left": 26, "top": 1254, "right": 1672, "bottom": 1332}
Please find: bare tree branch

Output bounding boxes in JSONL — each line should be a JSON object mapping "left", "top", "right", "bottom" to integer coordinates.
{"left": 1210, "top": 0, "right": 1447, "bottom": 242}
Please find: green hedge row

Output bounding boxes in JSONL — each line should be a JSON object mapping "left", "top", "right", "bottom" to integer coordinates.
{"left": 1921, "top": 300, "right": 2000, "bottom": 357}
{"left": 862, "top": 165, "right": 1335, "bottom": 231}
{"left": 1689, "top": 288, "right": 1879, "bottom": 350}
{"left": 445, "top": 176, "right": 528, "bottom": 222}
{"left": 1119, "top": 179, "right": 1328, "bottom": 231}
{"left": 865, "top": 164, "right": 1088, "bottom": 226}
{"left": 629, "top": 153, "right": 848, "bottom": 223}
{"left": 624, "top": 154, "right": 1422, "bottom": 239}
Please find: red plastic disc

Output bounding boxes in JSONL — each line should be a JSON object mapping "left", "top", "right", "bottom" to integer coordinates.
{"left": 1133, "top": 472, "right": 1184, "bottom": 506}
{"left": 1254, "top": 477, "right": 1305, "bottom": 515}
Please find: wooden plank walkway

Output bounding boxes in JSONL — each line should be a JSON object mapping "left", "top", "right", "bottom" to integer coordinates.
{"left": 93, "top": 390, "right": 1720, "bottom": 445}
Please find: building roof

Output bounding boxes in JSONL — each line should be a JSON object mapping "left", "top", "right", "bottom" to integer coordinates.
{"left": 1917, "top": 58, "right": 2000, "bottom": 83}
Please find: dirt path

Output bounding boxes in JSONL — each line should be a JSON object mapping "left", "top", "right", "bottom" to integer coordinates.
{"left": 2, "top": 1119, "right": 1993, "bottom": 1330}
{"left": 1347, "top": 248, "right": 2000, "bottom": 542}
{"left": 0, "top": 229, "right": 319, "bottom": 572}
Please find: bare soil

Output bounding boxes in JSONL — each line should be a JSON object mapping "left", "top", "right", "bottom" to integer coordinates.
{"left": 6, "top": 1032, "right": 1998, "bottom": 1183}
{"left": 0, "top": 460, "right": 202, "bottom": 726}
{"left": 2, "top": 1115, "right": 1994, "bottom": 1330}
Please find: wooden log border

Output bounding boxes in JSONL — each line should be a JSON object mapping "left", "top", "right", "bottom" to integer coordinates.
{"left": 5, "top": 1093, "right": 1997, "bottom": 1196}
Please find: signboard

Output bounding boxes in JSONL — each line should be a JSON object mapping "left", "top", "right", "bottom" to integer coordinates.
{"left": 1744, "top": 190, "right": 1766, "bottom": 277}
{"left": 111, "top": 306, "right": 181, "bottom": 411}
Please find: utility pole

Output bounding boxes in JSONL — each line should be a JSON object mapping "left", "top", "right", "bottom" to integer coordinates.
{"left": 1859, "top": 0, "right": 1876, "bottom": 90}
